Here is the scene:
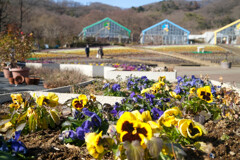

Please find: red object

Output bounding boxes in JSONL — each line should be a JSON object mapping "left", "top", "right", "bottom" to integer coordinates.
{"left": 11, "top": 67, "right": 30, "bottom": 79}
{"left": 14, "top": 75, "right": 25, "bottom": 84}
{"left": 8, "top": 77, "right": 14, "bottom": 85}
{"left": 3, "top": 67, "right": 13, "bottom": 78}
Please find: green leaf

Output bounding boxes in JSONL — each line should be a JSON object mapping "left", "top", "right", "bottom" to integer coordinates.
{"left": 49, "top": 109, "right": 60, "bottom": 125}
{"left": 61, "top": 121, "right": 72, "bottom": 129}
{"left": 146, "top": 137, "right": 163, "bottom": 158}
{"left": 48, "top": 115, "right": 55, "bottom": 128}
{"left": 41, "top": 116, "right": 48, "bottom": 129}
{"left": 123, "top": 141, "right": 144, "bottom": 160}
{"left": 29, "top": 114, "right": 36, "bottom": 132}
{"left": 0, "top": 151, "right": 18, "bottom": 160}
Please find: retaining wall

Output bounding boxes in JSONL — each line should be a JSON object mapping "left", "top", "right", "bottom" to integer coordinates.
{"left": 26, "top": 63, "right": 177, "bottom": 81}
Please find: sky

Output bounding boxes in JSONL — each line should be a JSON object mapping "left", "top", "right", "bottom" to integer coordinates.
{"left": 75, "top": 0, "right": 161, "bottom": 8}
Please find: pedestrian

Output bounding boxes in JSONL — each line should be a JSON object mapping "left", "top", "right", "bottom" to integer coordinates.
{"left": 85, "top": 44, "right": 90, "bottom": 58}
{"left": 97, "top": 46, "right": 104, "bottom": 59}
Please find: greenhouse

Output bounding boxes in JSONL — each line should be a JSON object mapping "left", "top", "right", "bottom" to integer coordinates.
{"left": 79, "top": 17, "right": 131, "bottom": 43}
{"left": 140, "top": 19, "right": 190, "bottom": 45}
{"left": 214, "top": 19, "right": 240, "bottom": 45}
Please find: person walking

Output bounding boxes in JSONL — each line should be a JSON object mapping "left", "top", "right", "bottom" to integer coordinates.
{"left": 97, "top": 46, "right": 104, "bottom": 59}
{"left": 85, "top": 44, "right": 90, "bottom": 58}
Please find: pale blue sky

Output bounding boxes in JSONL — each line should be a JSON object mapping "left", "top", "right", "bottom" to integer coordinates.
{"left": 74, "top": 0, "right": 161, "bottom": 8}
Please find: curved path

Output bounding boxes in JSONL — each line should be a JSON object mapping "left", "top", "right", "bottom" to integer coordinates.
{"left": 131, "top": 46, "right": 220, "bottom": 67}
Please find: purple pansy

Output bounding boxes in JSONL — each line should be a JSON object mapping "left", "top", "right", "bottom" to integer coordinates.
{"left": 151, "top": 108, "right": 164, "bottom": 120}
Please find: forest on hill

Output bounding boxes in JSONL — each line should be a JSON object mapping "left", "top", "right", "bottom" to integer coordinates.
{"left": 0, "top": 0, "right": 239, "bottom": 46}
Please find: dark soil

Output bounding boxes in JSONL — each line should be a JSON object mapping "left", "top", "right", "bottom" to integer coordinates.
{"left": 20, "top": 129, "right": 93, "bottom": 160}
{"left": 201, "top": 120, "right": 240, "bottom": 160}
{"left": 1, "top": 102, "right": 239, "bottom": 159}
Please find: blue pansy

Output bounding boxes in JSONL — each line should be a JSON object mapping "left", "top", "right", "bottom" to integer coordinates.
{"left": 0, "top": 136, "right": 9, "bottom": 152}
{"left": 82, "top": 108, "right": 95, "bottom": 117}
{"left": 151, "top": 108, "right": 164, "bottom": 120}
{"left": 102, "top": 83, "right": 110, "bottom": 90}
{"left": 76, "top": 127, "right": 89, "bottom": 140}
{"left": 81, "top": 120, "right": 92, "bottom": 130}
{"left": 110, "top": 109, "right": 118, "bottom": 117}
{"left": 91, "top": 114, "right": 101, "bottom": 127}
{"left": 8, "top": 131, "right": 27, "bottom": 154}
{"left": 145, "top": 93, "right": 155, "bottom": 105}
{"left": 130, "top": 92, "right": 135, "bottom": 98}
{"left": 112, "top": 84, "right": 121, "bottom": 92}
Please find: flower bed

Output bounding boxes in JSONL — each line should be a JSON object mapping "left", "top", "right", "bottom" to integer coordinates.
{"left": 0, "top": 75, "right": 239, "bottom": 159}
{"left": 26, "top": 63, "right": 177, "bottom": 81}
{"left": 149, "top": 45, "right": 226, "bottom": 53}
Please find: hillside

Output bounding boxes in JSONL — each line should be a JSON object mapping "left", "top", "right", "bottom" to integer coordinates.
{"left": 1, "top": 0, "right": 239, "bottom": 46}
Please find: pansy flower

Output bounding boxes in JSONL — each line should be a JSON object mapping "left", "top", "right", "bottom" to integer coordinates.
{"left": 9, "top": 103, "right": 20, "bottom": 110}
{"left": 102, "top": 83, "right": 110, "bottom": 90}
{"left": 34, "top": 93, "right": 59, "bottom": 107}
{"left": 72, "top": 94, "right": 88, "bottom": 111}
{"left": 0, "top": 122, "right": 13, "bottom": 132}
{"left": 178, "top": 119, "right": 206, "bottom": 139}
{"left": 158, "top": 107, "right": 182, "bottom": 127}
{"left": 112, "top": 84, "right": 121, "bottom": 92}
{"left": 197, "top": 86, "right": 213, "bottom": 103}
{"left": 116, "top": 112, "right": 152, "bottom": 147}
{"left": 85, "top": 131, "right": 104, "bottom": 159}
{"left": 10, "top": 94, "right": 23, "bottom": 104}
{"left": 90, "top": 94, "right": 96, "bottom": 102}
{"left": 189, "top": 87, "right": 196, "bottom": 94}
{"left": 158, "top": 76, "right": 166, "bottom": 82}
{"left": 151, "top": 108, "right": 164, "bottom": 120}
{"left": 169, "top": 91, "right": 181, "bottom": 99}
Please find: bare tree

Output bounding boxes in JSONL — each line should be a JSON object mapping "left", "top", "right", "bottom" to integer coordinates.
{"left": 0, "top": 0, "right": 9, "bottom": 31}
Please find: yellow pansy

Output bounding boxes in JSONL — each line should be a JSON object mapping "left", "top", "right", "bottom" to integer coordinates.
{"left": 35, "top": 95, "right": 45, "bottom": 106}
{"left": 46, "top": 93, "right": 59, "bottom": 107}
{"left": 169, "top": 91, "right": 181, "bottom": 99}
{"left": 141, "top": 88, "right": 151, "bottom": 95}
{"left": 189, "top": 87, "right": 196, "bottom": 94}
{"left": 158, "top": 76, "right": 166, "bottom": 82}
{"left": 72, "top": 94, "right": 88, "bottom": 111}
{"left": 90, "top": 94, "right": 96, "bottom": 102}
{"left": 131, "top": 110, "right": 143, "bottom": 121}
{"left": 9, "top": 103, "right": 20, "bottom": 110}
{"left": 117, "top": 112, "right": 152, "bottom": 147}
{"left": 131, "top": 110, "right": 161, "bottom": 133}
{"left": 85, "top": 131, "right": 104, "bottom": 159}
{"left": 10, "top": 94, "right": 23, "bottom": 104}
{"left": 35, "top": 93, "right": 59, "bottom": 107}
{"left": 178, "top": 119, "right": 205, "bottom": 139}
{"left": 141, "top": 110, "right": 152, "bottom": 122}
{"left": 158, "top": 107, "right": 182, "bottom": 127}
{"left": 197, "top": 86, "right": 213, "bottom": 103}
{"left": 0, "top": 122, "right": 13, "bottom": 132}
{"left": 78, "top": 94, "right": 88, "bottom": 105}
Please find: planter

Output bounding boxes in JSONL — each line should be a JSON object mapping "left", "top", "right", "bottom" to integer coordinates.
{"left": 43, "top": 83, "right": 51, "bottom": 89}
{"left": 33, "top": 78, "right": 40, "bottom": 85}
{"left": 8, "top": 77, "right": 14, "bottom": 85}
{"left": 14, "top": 75, "right": 25, "bottom": 84}
{"left": 11, "top": 67, "right": 30, "bottom": 79}
{"left": 3, "top": 67, "right": 12, "bottom": 78}
{"left": 221, "top": 62, "right": 232, "bottom": 69}
{"left": 25, "top": 77, "right": 35, "bottom": 85}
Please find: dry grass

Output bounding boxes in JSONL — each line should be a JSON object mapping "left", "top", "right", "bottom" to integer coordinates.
{"left": 29, "top": 67, "right": 88, "bottom": 88}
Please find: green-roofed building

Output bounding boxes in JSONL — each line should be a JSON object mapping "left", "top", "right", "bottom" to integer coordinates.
{"left": 79, "top": 17, "right": 131, "bottom": 43}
